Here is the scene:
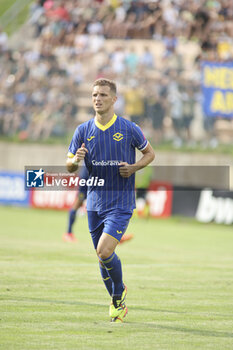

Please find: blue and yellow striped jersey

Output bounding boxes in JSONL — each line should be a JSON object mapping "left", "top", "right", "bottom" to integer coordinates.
{"left": 68, "top": 114, "right": 148, "bottom": 212}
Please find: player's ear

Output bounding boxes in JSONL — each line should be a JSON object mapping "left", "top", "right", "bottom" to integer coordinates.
{"left": 112, "top": 95, "right": 117, "bottom": 104}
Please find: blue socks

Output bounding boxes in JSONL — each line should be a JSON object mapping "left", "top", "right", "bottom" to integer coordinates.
{"left": 99, "top": 261, "right": 112, "bottom": 296}
{"left": 67, "top": 209, "right": 76, "bottom": 233}
{"left": 100, "top": 252, "right": 124, "bottom": 296}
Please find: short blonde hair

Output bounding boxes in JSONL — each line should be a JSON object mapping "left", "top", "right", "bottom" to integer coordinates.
{"left": 93, "top": 79, "right": 117, "bottom": 95}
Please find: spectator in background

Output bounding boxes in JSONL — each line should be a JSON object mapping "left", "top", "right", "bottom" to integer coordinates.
{"left": 145, "top": 89, "right": 165, "bottom": 144}
{"left": 124, "top": 80, "right": 145, "bottom": 125}
{"left": 167, "top": 72, "right": 183, "bottom": 147}
{"left": 163, "top": 31, "right": 178, "bottom": 58}
{"left": 114, "top": 1, "right": 126, "bottom": 23}
{"left": 125, "top": 12, "right": 137, "bottom": 38}
{"left": 65, "top": 56, "right": 83, "bottom": 85}
{"left": 189, "top": 4, "right": 211, "bottom": 43}
{"left": 140, "top": 46, "right": 154, "bottom": 70}
{"left": 14, "top": 84, "right": 28, "bottom": 106}
{"left": 181, "top": 84, "right": 195, "bottom": 143}
{"left": 47, "top": 0, "right": 70, "bottom": 22}
{"left": 74, "top": 27, "right": 89, "bottom": 54}
{"left": 125, "top": 47, "right": 139, "bottom": 76}
{"left": 87, "top": 19, "right": 103, "bottom": 35}
{"left": 26, "top": 104, "right": 52, "bottom": 140}
{"left": 162, "top": 1, "right": 179, "bottom": 28}
{"left": 29, "top": 0, "right": 46, "bottom": 37}
{"left": 43, "top": 0, "right": 54, "bottom": 11}
{"left": 109, "top": 46, "right": 126, "bottom": 76}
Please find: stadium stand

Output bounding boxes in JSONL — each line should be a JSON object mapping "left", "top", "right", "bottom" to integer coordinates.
{"left": 0, "top": 0, "right": 232, "bottom": 145}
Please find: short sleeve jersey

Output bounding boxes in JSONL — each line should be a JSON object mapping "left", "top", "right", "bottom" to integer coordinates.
{"left": 68, "top": 114, "right": 148, "bottom": 212}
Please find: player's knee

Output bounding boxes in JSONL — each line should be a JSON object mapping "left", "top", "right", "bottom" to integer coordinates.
{"left": 97, "top": 247, "right": 112, "bottom": 261}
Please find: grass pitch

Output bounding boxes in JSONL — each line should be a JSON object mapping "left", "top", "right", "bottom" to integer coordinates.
{"left": 0, "top": 206, "right": 232, "bottom": 350}
{"left": 0, "top": 0, "right": 33, "bottom": 35}
{"left": 0, "top": 0, "right": 18, "bottom": 15}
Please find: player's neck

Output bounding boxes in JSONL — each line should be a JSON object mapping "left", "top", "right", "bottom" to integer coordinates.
{"left": 95, "top": 111, "right": 115, "bottom": 126}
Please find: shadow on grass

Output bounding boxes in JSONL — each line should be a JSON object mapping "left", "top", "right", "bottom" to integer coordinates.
{"left": 2, "top": 295, "right": 184, "bottom": 314}
{"left": 3, "top": 295, "right": 233, "bottom": 338}
{"left": 129, "top": 323, "right": 233, "bottom": 339}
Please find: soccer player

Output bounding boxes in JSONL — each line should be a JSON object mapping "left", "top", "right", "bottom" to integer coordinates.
{"left": 66, "top": 79, "right": 155, "bottom": 322}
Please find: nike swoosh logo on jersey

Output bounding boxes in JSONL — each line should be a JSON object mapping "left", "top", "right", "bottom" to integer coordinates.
{"left": 87, "top": 136, "right": 95, "bottom": 141}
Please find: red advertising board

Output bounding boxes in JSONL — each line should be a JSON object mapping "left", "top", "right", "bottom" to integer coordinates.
{"left": 147, "top": 181, "right": 173, "bottom": 217}
{"left": 30, "top": 190, "right": 77, "bottom": 210}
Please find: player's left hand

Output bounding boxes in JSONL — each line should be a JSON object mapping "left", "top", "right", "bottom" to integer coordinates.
{"left": 119, "top": 162, "right": 135, "bottom": 178}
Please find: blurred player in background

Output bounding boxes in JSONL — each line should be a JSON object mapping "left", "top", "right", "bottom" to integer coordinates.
{"left": 66, "top": 79, "right": 155, "bottom": 322}
{"left": 63, "top": 166, "right": 88, "bottom": 242}
{"left": 135, "top": 166, "right": 153, "bottom": 217}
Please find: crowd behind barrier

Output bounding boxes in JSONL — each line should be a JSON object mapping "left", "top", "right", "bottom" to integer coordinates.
{"left": 0, "top": 0, "right": 232, "bottom": 146}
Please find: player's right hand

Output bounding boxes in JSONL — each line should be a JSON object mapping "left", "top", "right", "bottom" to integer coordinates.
{"left": 74, "top": 143, "right": 88, "bottom": 163}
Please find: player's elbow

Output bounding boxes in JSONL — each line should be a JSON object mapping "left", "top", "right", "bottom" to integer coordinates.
{"left": 143, "top": 143, "right": 155, "bottom": 161}
{"left": 66, "top": 159, "right": 77, "bottom": 173}
{"left": 150, "top": 148, "right": 155, "bottom": 162}
{"left": 146, "top": 145, "right": 155, "bottom": 163}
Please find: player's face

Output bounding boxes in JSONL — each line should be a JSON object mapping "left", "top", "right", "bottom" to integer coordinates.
{"left": 92, "top": 85, "right": 116, "bottom": 114}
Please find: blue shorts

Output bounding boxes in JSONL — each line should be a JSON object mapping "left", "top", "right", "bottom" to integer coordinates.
{"left": 78, "top": 185, "right": 87, "bottom": 201}
{"left": 87, "top": 209, "right": 133, "bottom": 249}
